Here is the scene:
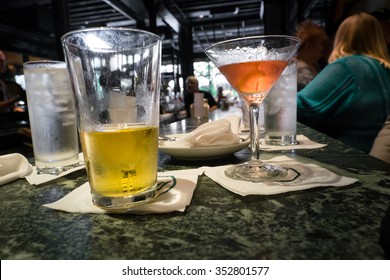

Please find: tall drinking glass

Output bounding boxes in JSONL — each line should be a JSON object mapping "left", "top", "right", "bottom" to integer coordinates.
{"left": 62, "top": 28, "right": 161, "bottom": 210}
{"left": 205, "top": 36, "right": 301, "bottom": 182}
{"left": 264, "top": 60, "right": 298, "bottom": 145}
{"left": 23, "top": 61, "right": 79, "bottom": 175}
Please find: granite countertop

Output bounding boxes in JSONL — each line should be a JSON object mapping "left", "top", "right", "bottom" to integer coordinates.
{"left": 1, "top": 121, "right": 389, "bottom": 260}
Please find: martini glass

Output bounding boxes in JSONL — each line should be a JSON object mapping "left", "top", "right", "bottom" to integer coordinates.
{"left": 205, "top": 35, "right": 301, "bottom": 182}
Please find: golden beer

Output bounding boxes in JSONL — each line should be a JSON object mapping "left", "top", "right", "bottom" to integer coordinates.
{"left": 80, "top": 126, "right": 158, "bottom": 198}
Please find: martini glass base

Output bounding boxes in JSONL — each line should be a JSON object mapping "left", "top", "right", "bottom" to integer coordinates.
{"left": 224, "top": 159, "right": 299, "bottom": 183}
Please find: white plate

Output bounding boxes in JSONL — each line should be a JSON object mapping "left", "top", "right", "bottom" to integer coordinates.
{"left": 159, "top": 134, "right": 250, "bottom": 160}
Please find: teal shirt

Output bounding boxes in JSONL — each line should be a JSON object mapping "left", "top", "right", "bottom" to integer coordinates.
{"left": 297, "top": 55, "right": 390, "bottom": 153}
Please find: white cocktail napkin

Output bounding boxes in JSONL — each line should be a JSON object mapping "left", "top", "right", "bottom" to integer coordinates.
{"left": 260, "top": 134, "right": 327, "bottom": 150}
{"left": 164, "top": 115, "right": 241, "bottom": 147}
{"left": 203, "top": 156, "right": 358, "bottom": 196}
{"left": 25, "top": 153, "right": 85, "bottom": 185}
{"left": 43, "top": 169, "right": 202, "bottom": 214}
{"left": 0, "top": 153, "right": 33, "bottom": 186}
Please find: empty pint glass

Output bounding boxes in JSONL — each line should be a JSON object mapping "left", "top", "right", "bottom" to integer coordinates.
{"left": 62, "top": 28, "right": 161, "bottom": 210}
{"left": 23, "top": 61, "right": 79, "bottom": 175}
{"left": 264, "top": 60, "right": 298, "bottom": 145}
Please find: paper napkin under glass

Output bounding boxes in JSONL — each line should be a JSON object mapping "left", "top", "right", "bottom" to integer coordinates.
{"left": 203, "top": 156, "right": 358, "bottom": 196}
{"left": 25, "top": 153, "right": 85, "bottom": 185}
{"left": 43, "top": 169, "right": 202, "bottom": 214}
{"left": 259, "top": 134, "right": 327, "bottom": 151}
{"left": 164, "top": 115, "right": 241, "bottom": 147}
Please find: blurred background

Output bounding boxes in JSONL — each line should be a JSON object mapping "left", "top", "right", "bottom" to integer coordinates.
{"left": 0, "top": 0, "right": 389, "bottom": 151}
{"left": 1, "top": 0, "right": 388, "bottom": 97}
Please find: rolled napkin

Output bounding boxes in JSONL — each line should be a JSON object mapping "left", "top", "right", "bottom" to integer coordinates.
{"left": 0, "top": 153, "right": 33, "bottom": 186}
{"left": 43, "top": 168, "right": 202, "bottom": 214}
{"left": 203, "top": 156, "right": 358, "bottom": 196}
{"left": 165, "top": 115, "right": 241, "bottom": 147}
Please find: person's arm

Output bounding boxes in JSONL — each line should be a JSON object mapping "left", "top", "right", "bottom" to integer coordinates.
{"left": 183, "top": 91, "right": 192, "bottom": 118}
{"left": 370, "top": 115, "right": 390, "bottom": 163}
{"left": 297, "top": 60, "right": 355, "bottom": 129}
{"left": 209, "top": 104, "right": 218, "bottom": 111}
{"left": 297, "top": 64, "right": 315, "bottom": 90}
{"left": 204, "top": 91, "right": 218, "bottom": 111}
{"left": 0, "top": 95, "right": 18, "bottom": 110}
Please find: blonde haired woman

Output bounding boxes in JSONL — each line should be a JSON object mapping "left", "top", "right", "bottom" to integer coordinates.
{"left": 297, "top": 13, "right": 390, "bottom": 153}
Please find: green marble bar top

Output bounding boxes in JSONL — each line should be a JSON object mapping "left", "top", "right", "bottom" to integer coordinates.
{"left": 1, "top": 117, "right": 389, "bottom": 260}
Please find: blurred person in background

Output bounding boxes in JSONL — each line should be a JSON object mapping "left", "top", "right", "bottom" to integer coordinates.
{"left": 0, "top": 50, "right": 20, "bottom": 113}
{"left": 371, "top": 8, "right": 390, "bottom": 53}
{"left": 183, "top": 75, "right": 218, "bottom": 117}
{"left": 3, "top": 64, "right": 26, "bottom": 112}
{"left": 297, "top": 12, "right": 390, "bottom": 154}
{"left": 294, "top": 20, "right": 329, "bottom": 90}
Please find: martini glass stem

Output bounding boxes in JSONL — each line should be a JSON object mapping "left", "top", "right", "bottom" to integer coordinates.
{"left": 249, "top": 103, "right": 261, "bottom": 161}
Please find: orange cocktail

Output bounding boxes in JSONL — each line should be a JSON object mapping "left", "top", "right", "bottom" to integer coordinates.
{"left": 205, "top": 35, "right": 301, "bottom": 182}
{"left": 218, "top": 60, "right": 287, "bottom": 104}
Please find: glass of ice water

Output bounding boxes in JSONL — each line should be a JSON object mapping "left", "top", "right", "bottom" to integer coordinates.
{"left": 23, "top": 61, "right": 79, "bottom": 175}
{"left": 263, "top": 60, "right": 299, "bottom": 146}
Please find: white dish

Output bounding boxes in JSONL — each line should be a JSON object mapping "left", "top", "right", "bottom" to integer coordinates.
{"left": 159, "top": 134, "right": 250, "bottom": 160}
